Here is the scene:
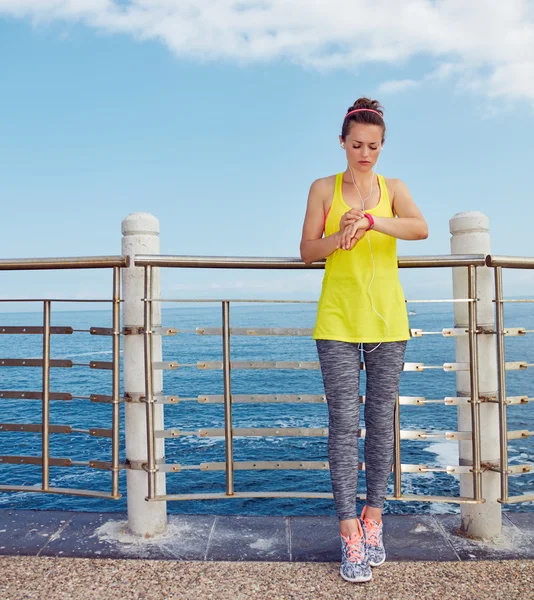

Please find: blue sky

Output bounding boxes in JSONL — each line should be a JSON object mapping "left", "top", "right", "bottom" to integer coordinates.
{"left": 1, "top": 1, "right": 533, "bottom": 309}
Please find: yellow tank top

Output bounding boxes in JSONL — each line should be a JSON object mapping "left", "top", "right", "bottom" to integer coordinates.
{"left": 313, "top": 173, "right": 410, "bottom": 343}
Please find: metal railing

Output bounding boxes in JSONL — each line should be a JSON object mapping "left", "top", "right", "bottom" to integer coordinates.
{"left": 0, "top": 252, "right": 532, "bottom": 508}
{"left": 0, "top": 256, "right": 127, "bottom": 499}
{"left": 134, "top": 254, "right": 494, "bottom": 505}
{"left": 487, "top": 255, "right": 534, "bottom": 505}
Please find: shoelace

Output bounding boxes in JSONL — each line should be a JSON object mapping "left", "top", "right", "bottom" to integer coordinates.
{"left": 341, "top": 532, "right": 364, "bottom": 562}
{"left": 362, "top": 519, "right": 382, "bottom": 547}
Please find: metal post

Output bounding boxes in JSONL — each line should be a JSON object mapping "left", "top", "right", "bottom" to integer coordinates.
{"left": 393, "top": 393, "right": 402, "bottom": 498}
{"left": 450, "top": 212, "right": 501, "bottom": 539}
{"left": 111, "top": 266, "right": 121, "bottom": 498}
{"left": 122, "top": 213, "right": 167, "bottom": 536}
{"left": 42, "top": 300, "right": 51, "bottom": 491}
{"left": 467, "top": 265, "right": 482, "bottom": 501}
{"left": 144, "top": 266, "right": 157, "bottom": 499}
{"left": 222, "top": 301, "right": 235, "bottom": 495}
{"left": 494, "top": 266, "right": 509, "bottom": 502}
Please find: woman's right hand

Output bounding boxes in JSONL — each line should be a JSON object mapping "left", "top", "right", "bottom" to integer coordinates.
{"left": 339, "top": 218, "right": 369, "bottom": 250}
{"left": 339, "top": 209, "right": 365, "bottom": 231}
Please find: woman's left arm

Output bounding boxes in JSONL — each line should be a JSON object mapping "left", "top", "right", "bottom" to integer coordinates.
{"left": 372, "top": 179, "right": 428, "bottom": 240}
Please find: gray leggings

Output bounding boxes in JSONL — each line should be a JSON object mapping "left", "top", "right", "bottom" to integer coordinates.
{"left": 316, "top": 340, "right": 407, "bottom": 521}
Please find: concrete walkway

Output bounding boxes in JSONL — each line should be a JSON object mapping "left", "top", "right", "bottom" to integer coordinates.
{"left": 1, "top": 509, "right": 534, "bottom": 562}
{"left": 1, "top": 510, "right": 534, "bottom": 599}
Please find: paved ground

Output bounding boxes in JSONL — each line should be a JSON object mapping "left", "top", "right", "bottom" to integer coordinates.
{"left": 1, "top": 510, "right": 533, "bottom": 599}
{"left": 1, "top": 510, "right": 534, "bottom": 562}
{"left": 1, "top": 555, "right": 533, "bottom": 599}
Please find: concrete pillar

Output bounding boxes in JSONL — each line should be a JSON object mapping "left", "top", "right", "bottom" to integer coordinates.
{"left": 122, "top": 213, "right": 167, "bottom": 536}
{"left": 450, "top": 211, "right": 501, "bottom": 539}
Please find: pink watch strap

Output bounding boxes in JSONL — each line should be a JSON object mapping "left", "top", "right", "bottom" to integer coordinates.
{"left": 364, "top": 213, "right": 375, "bottom": 230}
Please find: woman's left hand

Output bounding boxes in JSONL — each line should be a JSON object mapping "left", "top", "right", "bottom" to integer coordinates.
{"left": 340, "top": 217, "right": 369, "bottom": 250}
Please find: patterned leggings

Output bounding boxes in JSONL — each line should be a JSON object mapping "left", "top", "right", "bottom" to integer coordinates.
{"left": 316, "top": 339, "right": 407, "bottom": 521}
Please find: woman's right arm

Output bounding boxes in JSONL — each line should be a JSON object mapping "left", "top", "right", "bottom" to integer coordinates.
{"left": 299, "top": 179, "right": 341, "bottom": 265}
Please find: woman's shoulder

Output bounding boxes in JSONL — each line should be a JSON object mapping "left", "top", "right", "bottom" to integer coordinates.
{"left": 382, "top": 176, "right": 412, "bottom": 212}
{"left": 308, "top": 175, "right": 338, "bottom": 212}
{"left": 381, "top": 176, "right": 407, "bottom": 199}
{"left": 382, "top": 176, "right": 403, "bottom": 189}
{"left": 310, "top": 174, "right": 338, "bottom": 193}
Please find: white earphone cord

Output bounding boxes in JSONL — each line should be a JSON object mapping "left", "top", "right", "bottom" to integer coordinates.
{"left": 348, "top": 165, "right": 390, "bottom": 354}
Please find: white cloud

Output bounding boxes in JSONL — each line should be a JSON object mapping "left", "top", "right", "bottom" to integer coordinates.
{"left": 1, "top": 0, "right": 534, "bottom": 102}
{"left": 378, "top": 79, "right": 420, "bottom": 94}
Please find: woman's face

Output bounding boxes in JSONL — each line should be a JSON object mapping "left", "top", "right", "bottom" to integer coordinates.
{"left": 340, "top": 123, "right": 383, "bottom": 171}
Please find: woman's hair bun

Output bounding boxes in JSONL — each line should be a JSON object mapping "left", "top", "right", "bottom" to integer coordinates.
{"left": 348, "top": 97, "right": 384, "bottom": 117}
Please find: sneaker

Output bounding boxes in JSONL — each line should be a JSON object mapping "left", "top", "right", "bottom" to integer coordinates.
{"left": 339, "top": 519, "right": 372, "bottom": 583}
{"left": 360, "top": 506, "right": 386, "bottom": 567}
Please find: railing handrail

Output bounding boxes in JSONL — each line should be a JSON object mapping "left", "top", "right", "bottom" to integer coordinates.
{"left": 0, "top": 253, "right": 495, "bottom": 271}
{"left": 0, "top": 256, "right": 128, "bottom": 271}
{"left": 486, "top": 255, "right": 534, "bottom": 269}
{"left": 133, "top": 253, "right": 487, "bottom": 269}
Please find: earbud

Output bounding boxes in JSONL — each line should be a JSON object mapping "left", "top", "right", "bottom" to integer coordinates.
{"left": 341, "top": 143, "right": 345, "bottom": 149}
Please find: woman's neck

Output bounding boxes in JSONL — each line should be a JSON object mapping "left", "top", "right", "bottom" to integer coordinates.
{"left": 345, "top": 166, "right": 375, "bottom": 189}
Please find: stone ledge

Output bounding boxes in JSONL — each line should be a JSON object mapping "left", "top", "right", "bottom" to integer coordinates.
{"left": 0, "top": 509, "right": 533, "bottom": 562}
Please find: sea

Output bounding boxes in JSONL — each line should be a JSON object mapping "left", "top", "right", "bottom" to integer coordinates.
{"left": 0, "top": 301, "right": 532, "bottom": 516}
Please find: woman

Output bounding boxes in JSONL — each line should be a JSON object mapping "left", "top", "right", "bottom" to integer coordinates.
{"left": 300, "top": 98, "right": 428, "bottom": 583}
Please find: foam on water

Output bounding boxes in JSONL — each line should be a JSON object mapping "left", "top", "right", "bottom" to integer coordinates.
{"left": 426, "top": 441, "right": 459, "bottom": 468}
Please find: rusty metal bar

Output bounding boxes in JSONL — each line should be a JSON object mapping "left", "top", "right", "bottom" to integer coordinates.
{"left": 90, "top": 327, "right": 115, "bottom": 336}
{"left": 0, "top": 455, "right": 71, "bottom": 466}
{"left": 467, "top": 265, "right": 482, "bottom": 501}
{"left": 88, "top": 428, "right": 113, "bottom": 437}
{"left": 89, "top": 361, "right": 114, "bottom": 370}
{"left": 0, "top": 326, "right": 73, "bottom": 335}
{"left": 222, "top": 301, "right": 235, "bottom": 496}
{"left": 143, "top": 266, "right": 157, "bottom": 499}
{"left": 0, "top": 424, "right": 71, "bottom": 434}
{"left": 42, "top": 301, "right": 51, "bottom": 491}
{"left": 89, "top": 394, "right": 125, "bottom": 403}
{"left": 0, "top": 359, "right": 73, "bottom": 368}
{"left": 488, "top": 464, "right": 532, "bottom": 474}
{"left": 111, "top": 266, "right": 121, "bottom": 498}
{"left": 0, "top": 391, "right": 72, "bottom": 401}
